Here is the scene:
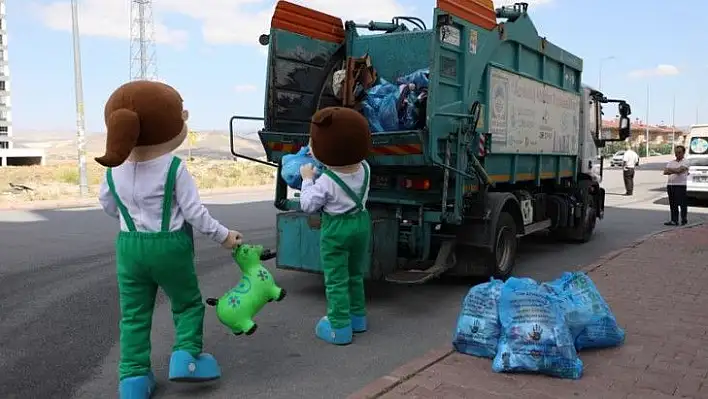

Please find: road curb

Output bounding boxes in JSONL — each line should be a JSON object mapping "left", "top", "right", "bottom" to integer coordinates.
{"left": 0, "top": 185, "right": 275, "bottom": 211}
{"left": 348, "top": 221, "right": 706, "bottom": 399}
{"left": 347, "top": 348, "right": 454, "bottom": 399}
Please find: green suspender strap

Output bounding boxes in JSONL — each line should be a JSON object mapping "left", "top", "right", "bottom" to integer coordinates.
{"left": 322, "top": 163, "right": 370, "bottom": 213}
{"left": 106, "top": 168, "right": 137, "bottom": 232}
{"left": 160, "top": 157, "right": 182, "bottom": 233}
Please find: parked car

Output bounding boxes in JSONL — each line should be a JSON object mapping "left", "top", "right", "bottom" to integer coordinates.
{"left": 609, "top": 150, "right": 641, "bottom": 168}
{"left": 610, "top": 151, "right": 625, "bottom": 167}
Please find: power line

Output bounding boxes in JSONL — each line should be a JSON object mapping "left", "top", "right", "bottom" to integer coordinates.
{"left": 129, "top": 0, "right": 158, "bottom": 81}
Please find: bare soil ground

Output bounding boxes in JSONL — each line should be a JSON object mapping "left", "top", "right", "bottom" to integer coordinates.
{"left": 2, "top": 132, "right": 274, "bottom": 206}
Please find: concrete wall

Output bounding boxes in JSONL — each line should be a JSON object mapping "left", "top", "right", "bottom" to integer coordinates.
{"left": 0, "top": 148, "right": 46, "bottom": 166}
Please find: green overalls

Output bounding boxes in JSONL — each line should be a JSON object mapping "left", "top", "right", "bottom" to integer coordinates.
{"left": 320, "top": 164, "right": 371, "bottom": 329}
{"left": 106, "top": 157, "right": 205, "bottom": 380}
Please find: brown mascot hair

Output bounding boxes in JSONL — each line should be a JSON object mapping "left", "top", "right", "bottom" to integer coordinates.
{"left": 309, "top": 107, "right": 371, "bottom": 167}
{"left": 95, "top": 81, "right": 185, "bottom": 168}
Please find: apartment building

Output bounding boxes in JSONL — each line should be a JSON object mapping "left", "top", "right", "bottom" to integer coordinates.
{"left": 0, "top": 0, "right": 44, "bottom": 166}
{"left": 0, "top": 0, "right": 10, "bottom": 151}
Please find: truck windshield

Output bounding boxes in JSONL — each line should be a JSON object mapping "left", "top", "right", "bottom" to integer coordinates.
{"left": 689, "top": 137, "right": 708, "bottom": 155}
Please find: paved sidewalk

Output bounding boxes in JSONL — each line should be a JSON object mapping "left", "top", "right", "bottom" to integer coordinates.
{"left": 350, "top": 225, "right": 708, "bottom": 399}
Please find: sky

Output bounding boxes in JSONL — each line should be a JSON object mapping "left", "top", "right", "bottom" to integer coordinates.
{"left": 7, "top": 0, "right": 708, "bottom": 136}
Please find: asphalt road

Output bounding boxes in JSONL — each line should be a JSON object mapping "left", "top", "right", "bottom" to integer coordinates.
{"left": 0, "top": 163, "right": 705, "bottom": 399}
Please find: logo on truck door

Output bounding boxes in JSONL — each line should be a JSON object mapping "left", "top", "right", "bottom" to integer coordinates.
{"left": 521, "top": 200, "right": 534, "bottom": 225}
{"left": 469, "top": 30, "right": 478, "bottom": 54}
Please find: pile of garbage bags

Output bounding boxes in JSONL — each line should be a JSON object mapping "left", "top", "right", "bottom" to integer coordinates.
{"left": 452, "top": 272, "right": 625, "bottom": 380}
{"left": 360, "top": 68, "right": 429, "bottom": 133}
{"left": 280, "top": 145, "right": 324, "bottom": 190}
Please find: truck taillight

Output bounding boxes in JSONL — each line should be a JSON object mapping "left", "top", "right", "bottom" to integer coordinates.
{"left": 403, "top": 178, "right": 430, "bottom": 190}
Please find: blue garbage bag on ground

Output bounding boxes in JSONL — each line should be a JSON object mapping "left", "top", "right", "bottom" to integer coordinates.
{"left": 543, "top": 272, "right": 625, "bottom": 351}
{"left": 361, "top": 79, "right": 400, "bottom": 133}
{"left": 452, "top": 278, "right": 504, "bottom": 358}
{"left": 492, "top": 277, "right": 583, "bottom": 380}
{"left": 280, "top": 145, "right": 324, "bottom": 190}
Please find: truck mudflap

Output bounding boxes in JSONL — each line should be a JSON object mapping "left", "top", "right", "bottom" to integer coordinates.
{"left": 383, "top": 241, "right": 457, "bottom": 284}
{"left": 275, "top": 210, "right": 398, "bottom": 279}
{"left": 596, "top": 186, "right": 605, "bottom": 219}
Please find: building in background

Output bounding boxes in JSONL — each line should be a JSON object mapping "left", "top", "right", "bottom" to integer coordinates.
{"left": 0, "top": 0, "right": 10, "bottom": 151}
{"left": 0, "top": 0, "right": 44, "bottom": 166}
{"left": 602, "top": 118, "right": 686, "bottom": 147}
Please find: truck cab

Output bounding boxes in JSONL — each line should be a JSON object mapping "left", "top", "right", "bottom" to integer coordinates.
{"left": 686, "top": 124, "right": 708, "bottom": 199}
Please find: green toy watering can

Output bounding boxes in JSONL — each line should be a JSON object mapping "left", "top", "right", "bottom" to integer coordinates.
{"left": 206, "top": 244, "right": 286, "bottom": 335}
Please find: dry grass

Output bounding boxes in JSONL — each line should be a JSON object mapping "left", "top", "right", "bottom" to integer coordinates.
{"left": 0, "top": 155, "right": 275, "bottom": 205}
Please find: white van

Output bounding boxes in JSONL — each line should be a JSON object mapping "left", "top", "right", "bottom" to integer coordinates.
{"left": 685, "top": 124, "right": 708, "bottom": 199}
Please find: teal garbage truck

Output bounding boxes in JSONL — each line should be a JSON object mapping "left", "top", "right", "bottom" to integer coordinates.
{"left": 229, "top": 0, "right": 632, "bottom": 283}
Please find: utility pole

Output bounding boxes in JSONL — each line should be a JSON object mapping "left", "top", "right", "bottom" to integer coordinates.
{"left": 598, "top": 56, "right": 615, "bottom": 91}
{"left": 645, "top": 85, "right": 650, "bottom": 158}
{"left": 671, "top": 95, "right": 676, "bottom": 152}
{"left": 70, "top": 0, "right": 88, "bottom": 196}
{"left": 698, "top": 91, "right": 705, "bottom": 123}
{"left": 130, "top": 0, "right": 158, "bottom": 81}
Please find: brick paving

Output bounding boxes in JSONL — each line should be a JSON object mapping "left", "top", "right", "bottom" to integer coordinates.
{"left": 350, "top": 225, "right": 708, "bottom": 399}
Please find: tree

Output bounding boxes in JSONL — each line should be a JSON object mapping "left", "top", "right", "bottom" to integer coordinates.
{"left": 187, "top": 130, "right": 201, "bottom": 161}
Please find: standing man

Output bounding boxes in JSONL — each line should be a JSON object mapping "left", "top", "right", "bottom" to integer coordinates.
{"left": 663, "top": 145, "right": 690, "bottom": 226}
{"left": 622, "top": 146, "right": 639, "bottom": 196}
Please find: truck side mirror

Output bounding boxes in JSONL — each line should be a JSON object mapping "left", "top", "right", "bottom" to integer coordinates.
{"left": 618, "top": 115, "right": 630, "bottom": 141}
{"left": 617, "top": 102, "right": 631, "bottom": 141}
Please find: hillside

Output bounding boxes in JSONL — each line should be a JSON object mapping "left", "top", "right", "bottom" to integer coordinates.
{"left": 12, "top": 130, "right": 266, "bottom": 162}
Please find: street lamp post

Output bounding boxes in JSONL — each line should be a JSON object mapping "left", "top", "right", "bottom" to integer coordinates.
{"left": 70, "top": 0, "right": 88, "bottom": 197}
{"left": 645, "top": 85, "right": 650, "bottom": 158}
{"left": 671, "top": 95, "right": 676, "bottom": 152}
{"left": 598, "top": 56, "right": 616, "bottom": 91}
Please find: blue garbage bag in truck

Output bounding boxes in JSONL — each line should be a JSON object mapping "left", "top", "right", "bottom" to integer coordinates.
{"left": 361, "top": 69, "right": 431, "bottom": 133}
{"left": 452, "top": 278, "right": 504, "bottom": 358}
{"left": 492, "top": 277, "right": 583, "bottom": 380}
{"left": 395, "top": 68, "right": 429, "bottom": 88}
{"left": 543, "top": 272, "right": 625, "bottom": 351}
{"left": 361, "top": 79, "right": 400, "bottom": 133}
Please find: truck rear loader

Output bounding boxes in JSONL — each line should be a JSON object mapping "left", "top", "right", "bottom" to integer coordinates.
{"left": 230, "top": 0, "right": 633, "bottom": 284}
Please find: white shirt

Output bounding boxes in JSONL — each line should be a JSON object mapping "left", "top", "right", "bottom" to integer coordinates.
{"left": 300, "top": 161, "right": 370, "bottom": 215}
{"left": 622, "top": 150, "right": 639, "bottom": 169}
{"left": 98, "top": 153, "right": 229, "bottom": 244}
{"left": 666, "top": 159, "right": 690, "bottom": 186}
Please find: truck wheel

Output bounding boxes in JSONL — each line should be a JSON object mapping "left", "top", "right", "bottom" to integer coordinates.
{"left": 554, "top": 205, "right": 596, "bottom": 243}
{"left": 488, "top": 212, "right": 518, "bottom": 279}
{"left": 573, "top": 205, "right": 596, "bottom": 243}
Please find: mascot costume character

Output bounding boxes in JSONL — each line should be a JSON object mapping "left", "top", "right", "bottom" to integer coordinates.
{"left": 96, "top": 80, "right": 242, "bottom": 398}
{"left": 298, "top": 107, "right": 372, "bottom": 345}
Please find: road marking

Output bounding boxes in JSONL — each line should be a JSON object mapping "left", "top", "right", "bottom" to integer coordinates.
{"left": 0, "top": 210, "right": 49, "bottom": 222}
{"left": 55, "top": 206, "right": 102, "bottom": 212}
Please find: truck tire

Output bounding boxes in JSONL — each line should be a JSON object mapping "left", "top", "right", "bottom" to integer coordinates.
{"left": 487, "top": 212, "right": 518, "bottom": 279}
{"left": 572, "top": 204, "right": 597, "bottom": 243}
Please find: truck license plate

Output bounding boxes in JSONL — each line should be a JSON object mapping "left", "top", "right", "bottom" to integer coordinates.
{"left": 372, "top": 176, "right": 390, "bottom": 189}
{"left": 695, "top": 176, "right": 708, "bottom": 183}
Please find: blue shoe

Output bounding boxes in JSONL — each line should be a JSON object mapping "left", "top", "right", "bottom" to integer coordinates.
{"left": 168, "top": 350, "right": 221, "bottom": 382}
{"left": 119, "top": 372, "right": 156, "bottom": 399}
{"left": 315, "top": 316, "right": 352, "bottom": 345}
{"left": 351, "top": 315, "right": 368, "bottom": 333}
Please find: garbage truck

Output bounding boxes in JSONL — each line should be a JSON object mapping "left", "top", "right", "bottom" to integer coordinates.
{"left": 229, "top": 0, "right": 633, "bottom": 283}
